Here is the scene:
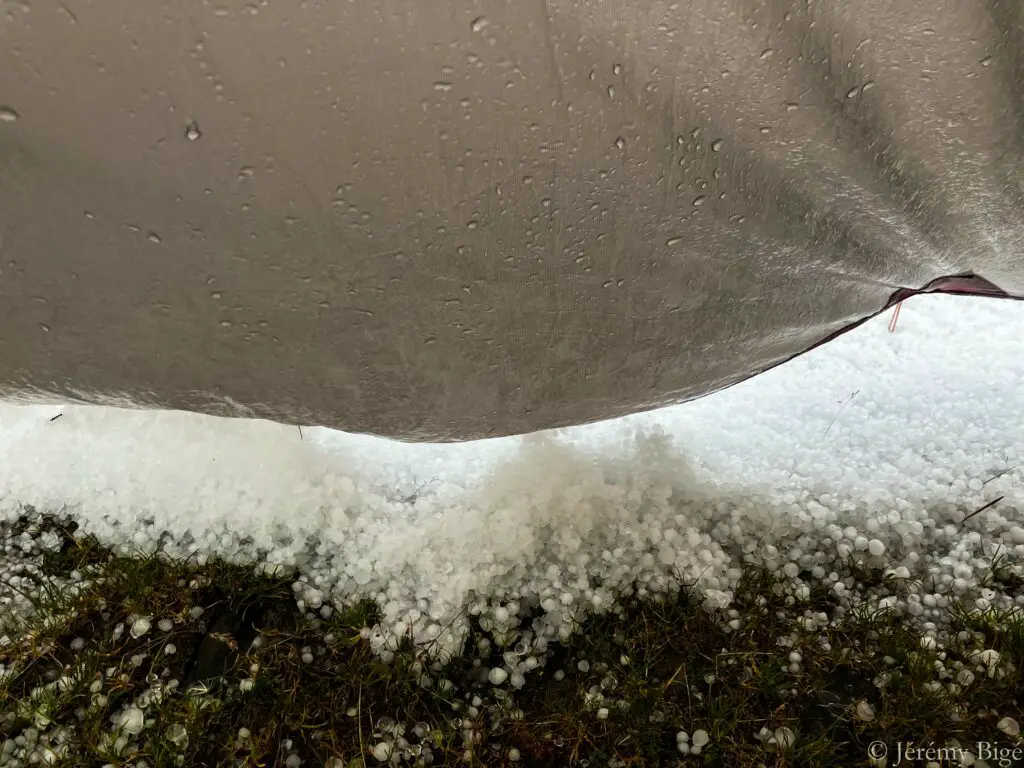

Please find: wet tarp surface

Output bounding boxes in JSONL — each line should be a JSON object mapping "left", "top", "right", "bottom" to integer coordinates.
{"left": 0, "top": 0, "right": 1021, "bottom": 441}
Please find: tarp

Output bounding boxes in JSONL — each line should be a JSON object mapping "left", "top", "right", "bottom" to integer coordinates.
{"left": 1, "top": 0, "right": 1021, "bottom": 441}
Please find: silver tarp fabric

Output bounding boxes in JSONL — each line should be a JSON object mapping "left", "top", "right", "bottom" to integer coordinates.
{"left": 0, "top": 1, "right": 1021, "bottom": 441}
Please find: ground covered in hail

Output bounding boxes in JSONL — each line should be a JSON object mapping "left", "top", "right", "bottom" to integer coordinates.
{"left": 1, "top": 293, "right": 1023, "bottom": 767}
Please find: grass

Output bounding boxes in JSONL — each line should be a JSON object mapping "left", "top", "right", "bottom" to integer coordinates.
{"left": 2, "top": 512, "right": 1023, "bottom": 767}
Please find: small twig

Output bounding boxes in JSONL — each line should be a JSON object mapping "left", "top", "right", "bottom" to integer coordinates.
{"left": 983, "top": 466, "right": 1018, "bottom": 486}
{"left": 357, "top": 683, "right": 367, "bottom": 767}
{"left": 401, "top": 476, "right": 439, "bottom": 505}
{"left": 297, "top": 426, "right": 303, "bottom": 441}
{"left": 824, "top": 390, "right": 860, "bottom": 436}
{"left": 961, "top": 496, "right": 1004, "bottom": 528}
{"left": 682, "top": 666, "right": 693, "bottom": 720}
{"left": 49, "top": 413, "right": 63, "bottom": 422}
{"left": 662, "top": 661, "right": 686, "bottom": 694}
{"left": 679, "top": 564, "right": 712, "bottom": 591}
{"left": 414, "top": 603, "right": 470, "bottom": 662}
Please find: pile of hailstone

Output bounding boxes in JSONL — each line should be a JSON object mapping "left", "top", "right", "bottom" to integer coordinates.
{"left": 0, "top": 522, "right": 73, "bottom": 628}
{"left": 14, "top": 426, "right": 1024, "bottom": 680}
{"left": 298, "top": 431, "right": 1021, "bottom": 678}
{"left": 5, "top": 418, "right": 1024, "bottom": 714}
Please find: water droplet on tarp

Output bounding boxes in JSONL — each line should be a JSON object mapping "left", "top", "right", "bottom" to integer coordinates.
{"left": 433, "top": 82, "right": 453, "bottom": 92}
{"left": 666, "top": 236, "right": 683, "bottom": 246}
{"left": 760, "top": 48, "right": 774, "bottom": 60}
{"left": 147, "top": 232, "right": 162, "bottom": 244}
{"left": 238, "top": 166, "right": 254, "bottom": 179}
{"left": 185, "top": 121, "right": 201, "bottom": 140}
{"left": 39, "top": 323, "right": 51, "bottom": 332}
{"left": 692, "top": 195, "right": 706, "bottom": 206}
{"left": 711, "top": 138, "right": 724, "bottom": 152}
{"left": 784, "top": 102, "right": 799, "bottom": 112}
{"left": 470, "top": 16, "right": 489, "bottom": 33}
{"left": 0, "top": 106, "right": 19, "bottom": 122}
{"left": 614, "top": 136, "right": 626, "bottom": 149}
{"left": 846, "top": 85, "right": 861, "bottom": 99}
{"left": 612, "top": 63, "right": 622, "bottom": 75}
